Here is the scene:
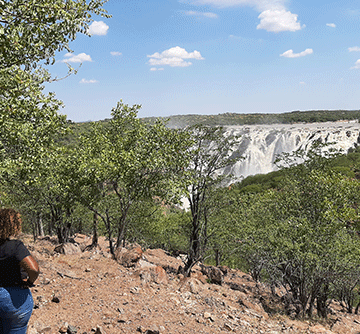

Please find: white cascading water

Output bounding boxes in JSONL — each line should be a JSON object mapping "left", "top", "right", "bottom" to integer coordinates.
{"left": 222, "top": 121, "right": 360, "bottom": 181}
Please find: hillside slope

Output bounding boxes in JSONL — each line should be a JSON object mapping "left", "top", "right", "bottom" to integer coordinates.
{"left": 23, "top": 234, "right": 360, "bottom": 334}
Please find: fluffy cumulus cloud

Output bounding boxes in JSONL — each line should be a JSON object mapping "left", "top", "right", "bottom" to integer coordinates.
{"left": 147, "top": 46, "right": 204, "bottom": 68}
{"left": 280, "top": 48, "right": 313, "bottom": 58}
{"left": 183, "top": 0, "right": 275, "bottom": 9}
{"left": 351, "top": 59, "right": 360, "bottom": 69}
{"left": 79, "top": 78, "right": 98, "bottom": 84}
{"left": 184, "top": 10, "right": 218, "bottom": 18}
{"left": 88, "top": 21, "right": 109, "bottom": 36}
{"left": 110, "top": 51, "right": 122, "bottom": 56}
{"left": 257, "top": 9, "right": 302, "bottom": 32}
{"left": 349, "top": 46, "right": 360, "bottom": 52}
{"left": 183, "top": 0, "right": 303, "bottom": 32}
{"left": 61, "top": 53, "right": 92, "bottom": 63}
{"left": 326, "top": 23, "right": 336, "bottom": 28}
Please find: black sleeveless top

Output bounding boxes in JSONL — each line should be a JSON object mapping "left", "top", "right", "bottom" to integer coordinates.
{"left": 0, "top": 239, "right": 30, "bottom": 287}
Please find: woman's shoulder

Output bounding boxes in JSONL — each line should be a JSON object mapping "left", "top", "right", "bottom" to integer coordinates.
{"left": 0, "top": 238, "right": 30, "bottom": 259}
{"left": 1, "top": 239, "right": 26, "bottom": 251}
{"left": 5, "top": 238, "right": 24, "bottom": 245}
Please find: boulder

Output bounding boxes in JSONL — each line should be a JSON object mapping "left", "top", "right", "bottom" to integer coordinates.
{"left": 136, "top": 265, "right": 169, "bottom": 285}
{"left": 115, "top": 244, "right": 142, "bottom": 267}
{"left": 200, "top": 264, "right": 224, "bottom": 285}
{"left": 178, "top": 277, "right": 204, "bottom": 294}
{"left": 54, "top": 243, "right": 81, "bottom": 255}
{"left": 142, "top": 248, "right": 183, "bottom": 273}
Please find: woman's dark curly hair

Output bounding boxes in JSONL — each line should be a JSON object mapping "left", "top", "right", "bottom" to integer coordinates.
{"left": 0, "top": 208, "right": 22, "bottom": 240}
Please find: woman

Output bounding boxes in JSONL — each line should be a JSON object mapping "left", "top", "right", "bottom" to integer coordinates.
{"left": 0, "top": 208, "right": 40, "bottom": 334}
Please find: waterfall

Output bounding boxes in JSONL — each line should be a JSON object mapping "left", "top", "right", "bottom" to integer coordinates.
{"left": 222, "top": 121, "right": 360, "bottom": 180}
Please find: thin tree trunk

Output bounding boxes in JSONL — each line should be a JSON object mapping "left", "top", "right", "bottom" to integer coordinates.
{"left": 38, "top": 213, "right": 44, "bottom": 237}
{"left": 91, "top": 212, "right": 98, "bottom": 247}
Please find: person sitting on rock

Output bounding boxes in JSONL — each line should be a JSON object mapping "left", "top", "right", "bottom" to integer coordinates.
{"left": 0, "top": 208, "right": 40, "bottom": 334}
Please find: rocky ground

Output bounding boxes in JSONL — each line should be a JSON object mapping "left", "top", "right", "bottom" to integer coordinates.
{"left": 21, "top": 233, "right": 360, "bottom": 334}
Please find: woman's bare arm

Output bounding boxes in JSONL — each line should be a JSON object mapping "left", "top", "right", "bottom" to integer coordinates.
{"left": 20, "top": 255, "right": 40, "bottom": 285}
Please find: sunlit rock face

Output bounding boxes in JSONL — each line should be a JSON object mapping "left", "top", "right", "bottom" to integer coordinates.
{"left": 222, "top": 121, "right": 360, "bottom": 180}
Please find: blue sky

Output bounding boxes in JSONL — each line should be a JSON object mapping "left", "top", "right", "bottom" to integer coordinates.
{"left": 48, "top": 0, "right": 360, "bottom": 122}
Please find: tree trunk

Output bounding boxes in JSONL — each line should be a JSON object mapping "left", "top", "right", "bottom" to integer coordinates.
{"left": 91, "top": 212, "right": 98, "bottom": 247}
{"left": 38, "top": 213, "right": 44, "bottom": 237}
{"left": 316, "top": 283, "right": 329, "bottom": 318}
{"left": 215, "top": 248, "right": 220, "bottom": 267}
{"left": 184, "top": 214, "right": 201, "bottom": 277}
{"left": 102, "top": 211, "right": 114, "bottom": 257}
{"left": 116, "top": 219, "right": 126, "bottom": 249}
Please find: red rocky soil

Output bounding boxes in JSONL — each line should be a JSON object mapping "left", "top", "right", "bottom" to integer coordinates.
{"left": 20, "top": 233, "right": 360, "bottom": 334}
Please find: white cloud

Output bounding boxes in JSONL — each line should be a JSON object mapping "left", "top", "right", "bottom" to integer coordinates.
{"left": 61, "top": 53, "right": 92, "bottom": 63}
{"left": 326, "top": 23, "right": 336, "bottom": 28}
{"left": 147, "top": 46, "right": 204, "bottom": 68}
{"left": 150, "top": 67, "right": 164, "bottom": 71}
{"left": 110, "top": 51, "right": 122, "bottom": 56}
{"left": 183, "top": 0, "right": 303, "bottom": 32}
{"left": 349, "top": 46, "right": 360, "bottom": 52}
{"left": 149, "top": 57, "right": 193, "bottom": 67}
{"left": 351, "top": 59, "right": 360, "bottom": 69}
{"left": 299, "top": 81, "right": 306, "bottom": 85}
{"left": 280, "top": 48, "right": 313, "bottom": 58}
{"left": 88, "top": 21, "right": 109, "bottom": 36}
{"left": 183, "top": 0, "right": 285, "bottom": 10}
{"left": 149, "top": 46, "right": 204, "bottom": 60}
{"left": 79, "top": 79, "right": 98, "bottom": 84}
{"left": 257, "top": 9, "right": 303, "bottom": 32}
{"left": 184, "top": 10, "right": 218, "bottom": 18}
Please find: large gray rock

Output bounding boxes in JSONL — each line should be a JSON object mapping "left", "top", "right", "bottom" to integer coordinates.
{"left": 54, "top": 243, "right": 81, "bottom": 255}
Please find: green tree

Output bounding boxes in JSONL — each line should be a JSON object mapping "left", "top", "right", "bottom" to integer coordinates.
{"left": 0, "top": 145, "right": 84, "bottom": 242}
{"left": 0, "top": 0, "right": 109, "bottom": 173}
{"left": 222, "top": 146, "right": 360, "bottom": 318}
{"left": 1, "top": 0, "right": 109, "bottom": 69}
{"left": 183, "top": 125, "right": 241, "bottom": 276}
{"left": 0, "top": 0, "right": 110, "bottom": 235}
{"left": 76, "top": 101, "right": 192, "bottom": 256}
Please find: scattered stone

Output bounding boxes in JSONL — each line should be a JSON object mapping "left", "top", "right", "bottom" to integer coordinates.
{"left": 200, "top": 264, "right": 224, "bottom": 285}
{"left": 204, "top": 312, "right": 212, "bottom": 319}
{"left": 136, "top": 259, "right": 156, "bottom": 269}
{"left": 114, "top": 244, "right": 142, "bottom": 267}
{"left": 219, "top": 266, "right": 230, "bottom": 275}
{"left": 67, "top": 325, "right": 78, "bottom": 334}
{"left": 223, "top": 323, "right": 234, "bottom": 331}
{"left": 59, "top": 326, "right": 68, "bottom": 333}
{"left": 130, "top": 287, "right": 140, "bottom": 294}
{"left": 51, "top": 296, "right": 60, "bottom": 303}
{"left": 309, "top": 325, "right": 331, "bottom": 333}
{"left": 54, "top": 243, "right": 81, "bottom": 255}
{"left": 93, "top": 326, "right": 105, "bottom": 334}
{"left": 226, "top": 282, "right": 248, "bottom": 293}
{"left": 24, "top": 233, "right": 360, "bottom": 334}
{"left": 136, "top": 264, "right": 169, "bottom": 285}
{"left": 179, "top": 277, "right": 203, "bottom": 294}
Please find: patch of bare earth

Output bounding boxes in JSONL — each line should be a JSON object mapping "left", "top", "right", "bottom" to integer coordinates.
{"left": 19, "top": 234, "right": 360, "bottom": 334}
